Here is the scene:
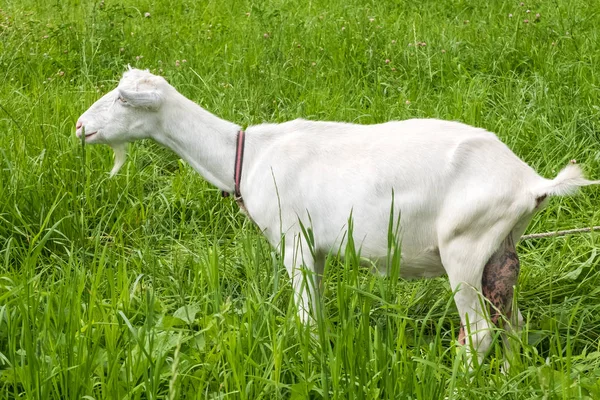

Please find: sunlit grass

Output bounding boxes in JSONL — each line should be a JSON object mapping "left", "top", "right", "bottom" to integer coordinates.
{"left": 1, "top": 0, "right": 600, "bottom": 398}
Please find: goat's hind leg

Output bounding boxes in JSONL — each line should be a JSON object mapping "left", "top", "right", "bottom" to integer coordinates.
{"left": 440, "top": 237, "right": 495, "bottom": 362}
{"left": 482, "top": 234, "right": 523, "bottom": 365}
{"left": 482, "top": 235, "right": 520, "bottom": 328}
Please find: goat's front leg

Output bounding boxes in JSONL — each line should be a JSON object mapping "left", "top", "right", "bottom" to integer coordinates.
{"left": 283, "top": 242, "right": 323, "bottom": 324}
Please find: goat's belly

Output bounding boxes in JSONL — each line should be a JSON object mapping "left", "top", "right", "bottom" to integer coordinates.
{"left": 398, "top": 256, "right": 446, "bottom": 278}
{"left": 368, "top": 247, "right": 445, "bottom": 278}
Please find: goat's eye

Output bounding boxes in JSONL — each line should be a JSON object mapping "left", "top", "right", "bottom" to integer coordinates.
{"left": 118, "top": 96, "right": 127, "bottom": 103}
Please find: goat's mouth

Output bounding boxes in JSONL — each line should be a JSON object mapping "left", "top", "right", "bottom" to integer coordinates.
{"left": 82, "top": 131, "right": 98, "bottom": 141}
{"left": 76, "top": 130, "right": 98, "bottom": 140}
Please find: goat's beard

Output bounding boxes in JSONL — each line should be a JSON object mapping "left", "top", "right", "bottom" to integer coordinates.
{"left": 109, "top": 143, "right": 127, "bottom": 177}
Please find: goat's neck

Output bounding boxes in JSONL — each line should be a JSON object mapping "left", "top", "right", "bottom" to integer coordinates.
{"left": 152, "top": 94, "right": 241, "bottom": 192}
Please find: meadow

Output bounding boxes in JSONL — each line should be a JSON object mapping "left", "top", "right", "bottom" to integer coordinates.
{"left": 1, "top": 0, "right": 600, "bottom": 398}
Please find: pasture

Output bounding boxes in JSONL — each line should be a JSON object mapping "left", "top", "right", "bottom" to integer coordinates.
{"left": 1, "top": 0, "right": 600, "bottom": 398}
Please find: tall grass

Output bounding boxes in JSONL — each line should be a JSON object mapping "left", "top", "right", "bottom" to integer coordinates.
{"left": 1, "top": 0, "right": 599, "bottom": 398}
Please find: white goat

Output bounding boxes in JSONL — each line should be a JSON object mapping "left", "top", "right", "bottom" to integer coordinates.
{"left": 76, "top": 68, "right": 599, "bottom": 360}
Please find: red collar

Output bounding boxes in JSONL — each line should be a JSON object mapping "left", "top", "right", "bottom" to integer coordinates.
{"left": 222, "top": 130, "right": 245, "bottom": 199}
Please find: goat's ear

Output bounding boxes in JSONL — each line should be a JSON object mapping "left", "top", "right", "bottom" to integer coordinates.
{"left": 118, "top": 89, "right": 162, "bottom": 110}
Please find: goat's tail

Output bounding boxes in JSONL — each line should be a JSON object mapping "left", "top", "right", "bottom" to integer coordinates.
{"left": 533, "top": 164, "right": 600, "bottom": 199}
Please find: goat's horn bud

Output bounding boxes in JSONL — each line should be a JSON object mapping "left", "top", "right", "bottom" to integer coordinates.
{"left": 109, "top": 143, "right": 128, "bottom": 177}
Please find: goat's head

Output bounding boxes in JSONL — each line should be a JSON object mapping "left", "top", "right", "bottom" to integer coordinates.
{"left": 76, "top": 67, "right": 168, "bottom": 176}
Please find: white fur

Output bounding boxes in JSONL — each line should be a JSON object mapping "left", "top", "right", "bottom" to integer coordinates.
{"left": 77, "top": 69, "right": 599, "bottom": 358}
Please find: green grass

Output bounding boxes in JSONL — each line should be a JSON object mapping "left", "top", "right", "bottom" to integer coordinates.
{"left": 1, "top": 0, "right": 600, "bottom": 398}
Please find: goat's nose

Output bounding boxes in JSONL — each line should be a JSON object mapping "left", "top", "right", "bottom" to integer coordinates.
{"left": 76, "top": 120, "right": 83, "bottom": 130}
